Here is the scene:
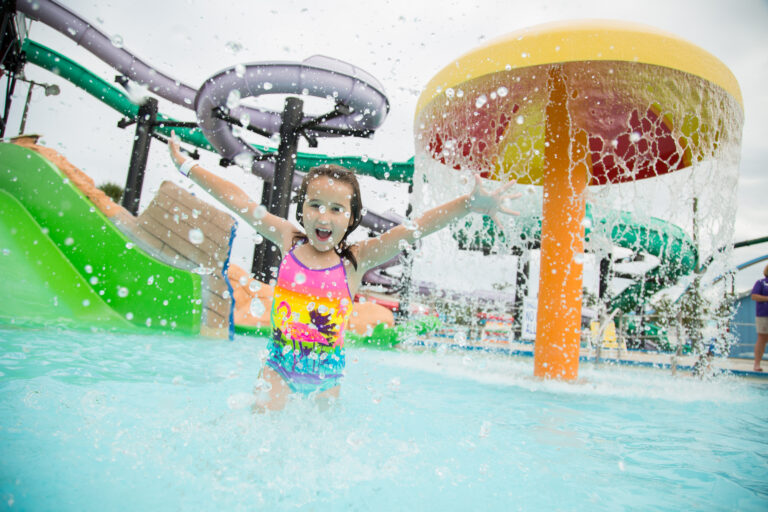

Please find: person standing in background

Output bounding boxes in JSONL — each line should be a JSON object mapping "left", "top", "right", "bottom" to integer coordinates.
{"left": 751, "top": 264, "right": 768, "bottom": 371}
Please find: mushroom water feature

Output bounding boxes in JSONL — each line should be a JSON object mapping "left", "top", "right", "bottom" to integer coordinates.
{"left": 414, "top": 20, "right": 743, "bottom": 380}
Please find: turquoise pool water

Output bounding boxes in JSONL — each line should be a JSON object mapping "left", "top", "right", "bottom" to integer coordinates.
{"left": 1, "top": 326, "right": 766, "bottom": 511}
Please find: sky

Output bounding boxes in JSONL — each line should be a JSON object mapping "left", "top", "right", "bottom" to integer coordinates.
{"left": 4, "top": 0, "right": 767, "bottom": 292}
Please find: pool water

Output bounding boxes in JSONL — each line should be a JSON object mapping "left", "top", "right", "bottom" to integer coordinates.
{"left": 1, "top": 326, "right": 766, "bottom": 511}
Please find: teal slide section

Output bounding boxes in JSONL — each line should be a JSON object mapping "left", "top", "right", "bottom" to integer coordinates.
{"left": 0, "top": 143, "right": 202, "bottom": 333}
{"left": 455, "top": 203, "right": 697, "bottom": 314}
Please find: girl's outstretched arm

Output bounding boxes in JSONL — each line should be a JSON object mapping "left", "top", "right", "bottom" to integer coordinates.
{"left": 168, "top": 132, "right": 297, "bottom": 253}
{"left": 354, "top": 175, "right": 521, "bottom": 272}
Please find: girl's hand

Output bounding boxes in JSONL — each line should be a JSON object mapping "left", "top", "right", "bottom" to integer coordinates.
{"left": 168, "top": 130, "right": 195, "bottom": 177}
{"left": 168, "top": 130, "right": 183, "bottom": 165}
{"left": 466, "top": 174, "right": 522, "bottom": 228}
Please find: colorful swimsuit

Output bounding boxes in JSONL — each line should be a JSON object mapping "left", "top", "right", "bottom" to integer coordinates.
{"left": 265, "top": 247, "right": 353, "bottom": 394}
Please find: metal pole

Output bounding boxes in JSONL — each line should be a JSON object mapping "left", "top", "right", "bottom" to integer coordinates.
{"left": 121, "top": 97, "right": 158, "bottom": 215}
{"left": 18, "top": 82, "right": 34, "bottom": 134}
{"left": 252, "top": 181, "right": 272, "bottom": 279}
{"left": 512, "top": 255, "right": 530, "bottom": 339}
{"left": 0, "top": 72, "right": 18, "bottom": 138}
{"left": 256, "top": 96, "right": 303, "bottom": 282}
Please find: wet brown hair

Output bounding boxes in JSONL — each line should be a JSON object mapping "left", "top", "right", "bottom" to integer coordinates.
{"left": 294, "top": 164, "right": 363, "bottom": 269}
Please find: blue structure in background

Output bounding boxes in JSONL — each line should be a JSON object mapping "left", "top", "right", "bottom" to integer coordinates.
{"left": 727, "top": 252, "right": 768, "bottom": 359}
{"left": 730, "top": 292, "right": 756, "bottom": 359}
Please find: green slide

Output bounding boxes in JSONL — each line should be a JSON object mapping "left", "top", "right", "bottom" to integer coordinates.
{"left": 0, "top": 143, "right": 202, "bottom": 334}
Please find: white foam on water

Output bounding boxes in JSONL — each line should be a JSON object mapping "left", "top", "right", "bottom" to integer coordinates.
{"left": 365, "top": 347, "right": 756, "bottom": 404}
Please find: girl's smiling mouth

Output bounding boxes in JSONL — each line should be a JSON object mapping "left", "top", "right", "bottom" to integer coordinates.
{"left": 316, "top": 228, "right": 332, "bottom": 242}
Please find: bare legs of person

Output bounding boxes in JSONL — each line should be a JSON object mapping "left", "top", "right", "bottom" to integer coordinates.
{"left": 252, "top": 365, "right": 340, "bottom": 412}
{"left": 754, "top": 332, "right": 768, "bottom": 372}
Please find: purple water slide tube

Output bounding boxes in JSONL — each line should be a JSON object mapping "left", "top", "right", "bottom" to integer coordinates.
{"left": 16, "top": 0, "right": 399, "bottom": 233}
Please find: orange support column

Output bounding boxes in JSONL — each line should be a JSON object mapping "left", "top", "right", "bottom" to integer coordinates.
{"left": 534, "top": 67, "right": 588, "bottom": 380}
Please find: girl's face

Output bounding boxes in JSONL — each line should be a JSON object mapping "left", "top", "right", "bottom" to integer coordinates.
{"left": 301, "top": 177, "right": 354, "bottom": 252}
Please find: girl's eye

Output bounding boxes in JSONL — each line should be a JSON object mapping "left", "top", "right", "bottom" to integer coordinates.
{"left": 332, "top": 206, "right": 345, "bottom": 213}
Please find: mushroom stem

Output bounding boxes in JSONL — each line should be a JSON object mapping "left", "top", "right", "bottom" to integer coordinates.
{"left": 534, "top": 66, "right": 588, "bottom": 380}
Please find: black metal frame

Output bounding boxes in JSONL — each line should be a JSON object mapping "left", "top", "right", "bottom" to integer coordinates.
{"left": 0, "top": 3, "right": 25, "bottom": 138}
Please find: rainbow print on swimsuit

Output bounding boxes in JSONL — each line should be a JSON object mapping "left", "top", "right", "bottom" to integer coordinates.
{"left": 268, "top": 248, "right": 353, "bottom": 381}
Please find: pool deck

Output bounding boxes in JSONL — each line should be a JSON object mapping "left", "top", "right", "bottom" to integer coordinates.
{"left": 414, "top": 334, "right": 768, "bottom": 380}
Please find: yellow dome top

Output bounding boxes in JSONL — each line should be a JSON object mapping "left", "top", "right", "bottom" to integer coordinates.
{"left": 415, "top": 19, "right": 742, "bottom": 118}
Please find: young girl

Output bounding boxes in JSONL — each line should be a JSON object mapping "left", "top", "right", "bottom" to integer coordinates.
{"left": 168, "top": 133, "right": 520, "bottom": 410}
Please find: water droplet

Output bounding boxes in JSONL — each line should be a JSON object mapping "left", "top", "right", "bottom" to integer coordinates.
{"left": 347, "top": 432, "right": 365, "bottom": 448}
{"left": 254, "top": 234, "right": 264, "bottom": 244}
{"left": 295, "top": 272, "right": 306, "bottom": 285}
{"left": 249, "top": 297, "right": 265, "bottom": 317}
{"left": 145, "top": 317, "right": 152, "bottom": 327}
{"left": 475, "top": 94, "right": 487, "bottom": 108}
{"left": 110, "top": 34, "right": 123, "bottom": 48}
{"left": 263, "top": 82, "right": 273, "bottom": 91}
{"left": 248, "top": 280, "right": 261, "bottom": 292}
{"left": 225, "top": 41, "right": 243, "bottom": 54}
{"left": 226, "top": 90, "right": 241, "bottom": 109}
{"left": 168, "top": 276, "right": 175, "bottom": 283}
{"left": 445, "top": 88, "right": 455, "bottom": 99}
{"left": 82, "top": 299, "right": 90, "bottom": 307}
{"left": 84, "top": 265, "right": 93, "bottom": 274}
{"left": 64, "top": 237, "right": 74, "bottom": 246}
{"left": 235, "top": 63, "right": 246, "bottom": 78}
{"left": 118, "top": 287, "right": 129, "bottom": 298}
{"left": 573, "top": 253, "right": 585, "bottom": 265}
{"left": 188, "top": 228, "right": 204, "bottom": 245}
{"left": 629, "top": 132, "right": 641, "bottom": 143}
{"left": 125, "top": 242, "right": 134, "bottom": 250}
{"left": 227, "top": 392, "right": 256, "bottom": 410}
{"left": 147, "top": 275, "right": 155, "bottom": 286}
{"left": 497, "top": 86, "right": 508, "bottom": 97}
{"left": 515, "top": 115, "right": 524, "bottom": 125}
{"left": 89, "top": 276, "right": 98, "bottom": 285}
{"left": 318, "top": 205, "right": 326, "bottom": 214}
{"left": 456, "top": 89, "right": 464, "bottom": 98}
{"left": 253, "top": 205, "right": 267, "bottom": 219}
{"left": 581, "top": 218, "right": 592, "bottom": 229}
{"left": 126, "top": 312, "right": 134, "bottom": 320}
{"left": 233, "top": 152, "right": 253, "bottom": 169}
